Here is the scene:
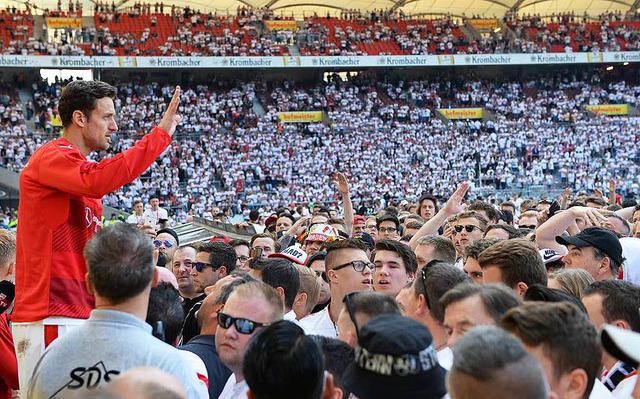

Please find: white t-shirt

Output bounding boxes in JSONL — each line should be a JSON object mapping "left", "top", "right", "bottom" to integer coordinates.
{"left": 143, "top": 207, "right": 169, "bottom": 227}
{"left": 218, "top": 374, "right": 249, "bottom": 399}
{"left": 298, "top": 306, "right": 337, "bottom": 338}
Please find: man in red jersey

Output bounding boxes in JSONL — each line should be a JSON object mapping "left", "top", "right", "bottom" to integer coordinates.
{"left": 12, "top": 80, "right": 182, "bottom": 398}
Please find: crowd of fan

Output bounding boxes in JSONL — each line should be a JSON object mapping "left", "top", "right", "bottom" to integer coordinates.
{"left": 5, "top": 6, "right": 640, "bottom": 56}
{"left": 1, "top": 71, "right": 640, "bottom": 222}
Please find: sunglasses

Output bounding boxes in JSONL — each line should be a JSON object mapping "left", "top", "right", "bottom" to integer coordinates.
{"left": 193, "top": 261, "right": 218, "bottom": 272}
{"left": 153, "top": 240, "right": 175, "bottom": 248}
{"left": 314, "top": 270, "right": 329, "bottom": 283}
{"left": 217, "top": 312, "right": 269, "bottom": 334}
{"left": 519, "top": 225, "right": 536, "bottom": 230}
{"left": 454, "top": 225, "right": 482, "bottom": 233}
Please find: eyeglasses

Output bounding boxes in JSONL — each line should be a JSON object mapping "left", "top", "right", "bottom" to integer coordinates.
{"left": 217, "top": 312, "right": 269, "bottom": 334}
{"left": 519, "top": 225, "right": 536, "bottom": 230}
{"left": 153, "top": 240, "right": 175, "bottom": 248}
{"left": 343, "top": 292, "right": 361, "bottom": 336}
{"left": 237, "top": 256, "right": 249, "bottom": 263}
{"left": 365, "top": 225, "right": 378, "bottom": 230}
{"left": 332, "top": 260, "right": 375, "bottom": 273}
{"left": 454, "top": 225, "right": 482, "bottom": 233}
{"left": 379, "top": 227, "right": 397, "bottom": 233}
{"left": 193, "top": 261, "right": 217, "bottom": 272}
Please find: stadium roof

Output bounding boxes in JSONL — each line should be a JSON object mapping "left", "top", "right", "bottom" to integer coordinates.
{"left": 4, "top": 0, "right": 635, "bottom": 19}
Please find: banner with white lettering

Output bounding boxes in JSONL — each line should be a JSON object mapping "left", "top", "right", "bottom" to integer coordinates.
{"left": 1, "top": 52, "right": 640, "bottom": 69}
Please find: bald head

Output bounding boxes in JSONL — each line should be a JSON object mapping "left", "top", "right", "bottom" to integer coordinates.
{"left": 108, "top": 367, "right": 187, "bottom": 399}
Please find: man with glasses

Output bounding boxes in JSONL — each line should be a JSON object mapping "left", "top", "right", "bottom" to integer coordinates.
{"left": 365, "top": 217, "right": 379, "bottom": 242}
{"left": 452, "top": 211, "right": 488, "bottom": 253}
{"left": 249, "top": 233, "right": 279, "bottom": 259}
{"left": 183, "top": 242, "right": 236, "bottom": 343}
{"left": 155, "top": 228, "right": 179, "bottom": 261}
{"left": 229, "top": 239, "right": 251, "bottom": 271}
{"left": 215, "top": 281, "right": 284, "bottom": 399}
{"left": 299, "top": 238, "right": 374, "bottom": 337}
{"left": 377, "top": 214, "right": 401, "bottom": 241}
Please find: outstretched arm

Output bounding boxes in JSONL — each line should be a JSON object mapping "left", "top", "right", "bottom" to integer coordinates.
{"left": 333, "top": 172, "right": 353, "bottom": 235}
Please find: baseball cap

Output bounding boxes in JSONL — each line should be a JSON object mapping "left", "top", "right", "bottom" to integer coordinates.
{"left": 343, "top": 314, "right": 447, "bottom": 399}
{"left": 353, "top": 215, "right": 367, "bottom": 225}
{"left": 555, "top": 227, "right": 624, "bottom": 265}
{"left": 269, "top": 245, "right": 308, "bottom": 265}
{"left": 539, "top": 248, "right": 563, "bottom": 264}
{"left": 156, "top": 228, "right": 179, "bottom": 246}
{"left": 600, "top": 324, "right": 640, "bottom": 367}
{"left": 306, "top": 224, "right": 339, "bottom": 243}
{"left": 264, "top": 215, "right": 277, "bottom": 228}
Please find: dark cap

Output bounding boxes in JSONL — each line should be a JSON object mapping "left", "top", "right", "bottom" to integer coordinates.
{"left": 555, "top": 227, "right": 623, "bottom": 265}
{"left": 343, "top": 314, "right": 446, "bottom": 399}
{"left": 156, "top": 228, "right": 179, "bottom": 246}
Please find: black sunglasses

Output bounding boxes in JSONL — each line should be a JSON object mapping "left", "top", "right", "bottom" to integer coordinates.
{"left": 519, "top": 225, "right": 536, "bottom": 230}
{"left": 332, "top": 260, "right": 375, "bottom": 273}
{"left": 193, "top": 261, "right": 218, "bottom": 272}
{"left": 217, "top": 312, "right": 269, "bottom": 334}
{"left": 314, "top": 270, "right": 329, "bottom": 283}
{"left": 454, "top": 224, "right": 482, "bottom": 233}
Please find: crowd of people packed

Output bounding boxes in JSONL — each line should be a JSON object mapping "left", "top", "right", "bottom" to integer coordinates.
{"left": 6, "top": 4, "right": 640, "bottom": 56}
{"left": 2, "top": 70, "right": 640, "bottom": 222}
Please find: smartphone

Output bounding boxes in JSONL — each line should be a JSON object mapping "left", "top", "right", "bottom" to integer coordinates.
{"left": 548, "top": 200, "right": 561, "bottom": 217}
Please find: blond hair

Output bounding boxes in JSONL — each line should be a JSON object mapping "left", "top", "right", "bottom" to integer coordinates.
{"left": 296, "top": 265, "right": 321, "bottom": 315}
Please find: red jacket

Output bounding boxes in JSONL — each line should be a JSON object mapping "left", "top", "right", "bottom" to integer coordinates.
{"left": 14, "top": 127, "right": 171, "bottom": 322}
{"left": 0, "top": 314, "right": 18, "bottom": 399}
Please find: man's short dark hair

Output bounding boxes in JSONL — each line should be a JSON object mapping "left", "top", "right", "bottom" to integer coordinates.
{"left": 229, "top": 238, "right": 250, "bottom": 250}
{"left": 197, "top": 242, "right": 236, "bottom": 273}
{"left": 84, "top": 223, "right": 154, "bottom": 305}
{"left": 277, "top": 212, "right": 296, "bottom": 226}
{"left": 523, "top": 284, "right": 587, "bottom": 313}
{"left": 583, "top": 280, "right": 640, "bottom": 332}
{"left": 325, "top": 238, "right": 367, "bottom": 269}
{"left": 372, "top": 239, "right": 418, "bottom": 275}
{"left": 501, "top": 302, "right": 601, "bottom": 397}
{"left": 244, "top": 321, "right": 324, "bottom": 399}
{"left": 415, "top": 262, "right": 471, "bottom": 323}
{"left": 414, "top": 236, "right": 456, "bottom": 264}
{"left": 484, "top": 224, "right": 523, "bottom": 239}
{"left": 249, "top": 209, "right": 260, "bottom": 222}
{"left": 310, "top": 336, "right": 354, "bottom": 398}
{"left": 261, "top": 259, "right": 301, "bottom": 310}
{"left": 343, "top": 291, "right": 401, "bottom": 328}
{"left": 58, "top": 80, "right": 117, "bottom": 128}
{"left": 146, "top": 283, "right": 184, "bottom": 345}
{"left": 448, "top": 326, "right": 549, "bottom": 399}
{"left": 376, "top": 214, "right": 400, "bottom": 231}
{"left": 469, "top": 201, "right": 500, "bottom": 223}
{"left": 441, "top": 283, "right": 521, "bottom": 323}
{"left": 463, "top": 238, "right": 500, "bottom": 261}
{"left": 478, "top": 239, "right": 548, "bottom": 288}
{"left": 250, "top": 233, "right": 280, "bottom": 253}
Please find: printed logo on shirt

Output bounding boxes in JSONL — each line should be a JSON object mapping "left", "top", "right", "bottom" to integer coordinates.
{"left": 85, "top": 207, "right": 101, "bottom": 232}
{"left": 52, "top": 361, "right": 120, "bottom": 395}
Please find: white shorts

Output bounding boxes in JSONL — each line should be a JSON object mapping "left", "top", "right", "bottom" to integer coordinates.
{"left": 12, "top": 317, "right": 84, "bottom": 398}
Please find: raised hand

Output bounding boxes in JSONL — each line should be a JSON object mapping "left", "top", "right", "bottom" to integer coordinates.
{"left": 159, "top": 86, "right": 182, "bottom": 137}
{"left": 443, "top": 182, "right": 469, "bottom": 215}
{"left": 333, "top": 172, "right": 350, "bottom": 195}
